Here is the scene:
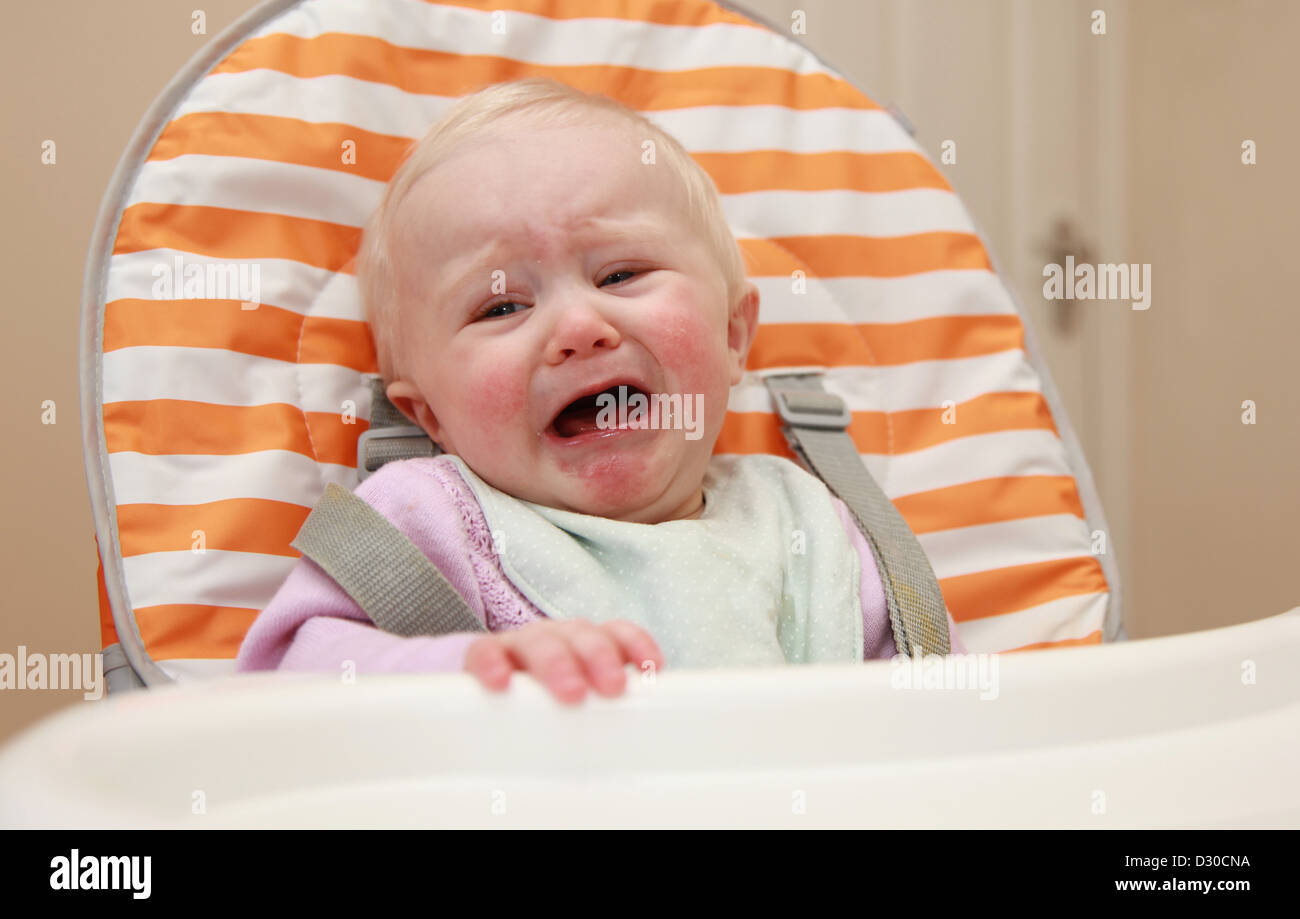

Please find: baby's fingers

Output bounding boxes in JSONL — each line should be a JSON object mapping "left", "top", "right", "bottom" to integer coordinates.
{"left": 601, "top": 619, "right": 665, "bottom": 674}
{"left": 504, "top": 629, "right": 589, "bottom": 705}
{"left": 563, "top": 623, "right": 629, "bottom": 698}
{"left": 463, "top": 637, "right": 513, "bottom": 691}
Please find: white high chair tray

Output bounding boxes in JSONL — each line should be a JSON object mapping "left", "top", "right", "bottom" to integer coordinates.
{"left": 2, "top": 608, "right": 1297, "bottom": 829}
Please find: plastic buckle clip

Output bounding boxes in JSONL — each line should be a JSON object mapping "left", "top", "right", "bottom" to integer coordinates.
{"left": 771, "top": 388, "right": 852, "bottom": 431}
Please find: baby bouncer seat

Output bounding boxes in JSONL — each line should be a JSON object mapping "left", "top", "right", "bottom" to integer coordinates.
{"left": 84, "top": 0, "right": 1122, "bottom": 690}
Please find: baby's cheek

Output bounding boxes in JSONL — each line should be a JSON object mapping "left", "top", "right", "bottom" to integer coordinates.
{"left": 655, "top": 310, "right": 725, "bottom": 391}
{"left": 459, "top": 363, "right": 528, "bottom": 441}
{"left": 654, "top": 309, "right": 732, "bottom": 427}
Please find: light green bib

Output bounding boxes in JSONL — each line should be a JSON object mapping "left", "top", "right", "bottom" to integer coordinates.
{"left": 444, "top": 454, "right": 863, "bottom": 669}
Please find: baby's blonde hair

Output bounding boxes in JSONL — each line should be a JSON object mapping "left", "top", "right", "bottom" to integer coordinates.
{"left": 357, "top": 77, "right": 750, "bottom": 383}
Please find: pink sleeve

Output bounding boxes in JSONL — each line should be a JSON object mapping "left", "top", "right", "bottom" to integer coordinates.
{"left": 829, "top": 498, "right": 966, "bottom": 658}
{"left": 235, "top": 457, "right": 489, "bottom": 675}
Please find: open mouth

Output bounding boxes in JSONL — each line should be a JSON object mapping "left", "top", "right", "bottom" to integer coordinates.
{"left": 549, "top": 383, "right": 649, "bottom": 439}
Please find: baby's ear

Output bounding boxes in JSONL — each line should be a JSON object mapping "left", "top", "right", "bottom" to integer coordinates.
{"left": 384, "top": 379, "right": 447, "bottom": 446}
{"left": 727, "top": 281, "right": 760, "bottom": 385}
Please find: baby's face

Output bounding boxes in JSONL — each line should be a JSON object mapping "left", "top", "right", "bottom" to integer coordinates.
{"left": 384, "top": 119, "right": 758, "bottom": 523}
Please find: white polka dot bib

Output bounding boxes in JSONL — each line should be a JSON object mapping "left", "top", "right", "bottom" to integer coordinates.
{"left": 443, "top": 454, "right": 864, "bottom": 669}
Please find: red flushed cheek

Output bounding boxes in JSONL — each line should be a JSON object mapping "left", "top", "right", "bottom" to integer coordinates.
{"left": 653, "top": 309, "right": 724, "bottom": 393}
{"left": 457, "top": 362, "right": 528, "bottom": 443}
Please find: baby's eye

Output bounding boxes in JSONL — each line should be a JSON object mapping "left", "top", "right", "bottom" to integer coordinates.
{"left": 478, "top": 300, "right": 527, "bottom": 320}
{"left": 600, "top": 270, "right": 637, "bottom": 286}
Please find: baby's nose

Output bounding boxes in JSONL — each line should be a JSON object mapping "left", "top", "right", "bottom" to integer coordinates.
{"left": 543, "top": 302, "right": 622, "bottom": 362}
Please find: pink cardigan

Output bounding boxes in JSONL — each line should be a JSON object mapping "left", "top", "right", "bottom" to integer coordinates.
{"left": 236, "top": 455, "right": 964, "bottom": 675}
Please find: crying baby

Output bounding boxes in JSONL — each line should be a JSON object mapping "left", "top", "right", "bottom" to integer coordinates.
{"left": 234, "top": 76, "right": 963, "bottom": 704}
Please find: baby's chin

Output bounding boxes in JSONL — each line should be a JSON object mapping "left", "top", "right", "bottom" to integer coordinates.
{"left": 457, "top": 427, "right": 716, "bottom": 521}
{"left": 543, "top": 476, "right": 688, "bottom": 523}
{"left": 538, "top": 443, "right": 708, "bottom": 522}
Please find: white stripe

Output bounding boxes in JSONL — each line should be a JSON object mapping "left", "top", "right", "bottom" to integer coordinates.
{"left": 156, "top": 658, "right": 240, "bottom": 680}
{"left": 126, "top": 154, "right": 965, "bottom": 240}
{"left": 123, "top": 549, "right": 297, "bottom": 611}
{"left": 752, "top": 272, "right": 1019, "bottom": 324}
{"left": 722, "top": 188, "right": 976, "bottom": 238}
{"left": 704, "top": 427, "right": 1072, "bottom": 504}
{"left": 106, "top": 250, "right": 362, "bottom": 319}
{"left": 103, "top": 348, "right": 374, "bottom": 417}
{"left": 731, "top": 353, "right": 1042, "bottom": 414}
{"left": 175, "top": 71, "right": 447, "bottom": 141}
{"left": 869, "top": 429, "right": 1075, "bottom": 498}
{"left": 957, "top": 592, "right": 1109, "bottom": 653}
{"left": 105, "top": 347, "right": 298, "bottom": 407}
{"left": 255, "top": 0, "right": 833, "bottom": 74}
{"left": 299, "top": 363, "right": 373, "bottom": 417}
{"left": 602, "top": 105, "right": 914, "bottom": 156}
{"left": 919, "top": 514, "right": 1096, "bottom": 581}
{"left": 831, "top": 353, "right": 1045, "bottom": 412}
{"left": 175, "top": 71, "right": 918, "bottom": 154}
{"left": 126, "top": 155, "right": 383, "bottom": 227}
{"left": 108, "top": 451, "right": 356, "bottom": 507}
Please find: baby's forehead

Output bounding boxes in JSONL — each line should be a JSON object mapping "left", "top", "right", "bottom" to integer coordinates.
{"left": 399, "top": 135, "right": 686, "bottom": 233}
{"left": 456, "top": 109, "right": 641, "bottom": 161}
{"left": 387, "top": 113, "right": 697, "bottom": 276}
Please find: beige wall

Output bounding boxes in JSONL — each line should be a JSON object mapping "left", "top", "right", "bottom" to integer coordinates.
{"left": 1125, "top": 1, "right": 1300, "bottom": 635}
{"left": 2, "top": 0, "right": 1295, "bottom": 746}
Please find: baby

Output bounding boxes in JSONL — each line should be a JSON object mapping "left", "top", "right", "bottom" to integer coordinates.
{"left": 236, "top": 77, "right": 963, "bottom": 703}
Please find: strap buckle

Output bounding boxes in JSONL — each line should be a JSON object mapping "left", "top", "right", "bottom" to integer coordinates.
{"left": 765, "top": 374, "right": 852, "bottom": 430}
{"left": 356, "top": 425, "right": 434, "bottom": 481}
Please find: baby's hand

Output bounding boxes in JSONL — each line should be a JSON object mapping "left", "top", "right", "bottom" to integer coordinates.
{"left": 463, "top": 619, "right": 664, "bottom": 705}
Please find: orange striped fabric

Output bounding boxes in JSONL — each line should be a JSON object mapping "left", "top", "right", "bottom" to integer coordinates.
{"left": 97, "top": 0, "right": 1109, "bottom": 663}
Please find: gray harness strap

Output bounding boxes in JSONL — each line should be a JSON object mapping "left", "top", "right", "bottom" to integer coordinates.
{"left": 334, "top": 372, "right": 948, "bottom": 655}
{"left": 291, "top": 482, "right": 486, "bottom": 637}
{"left": 356, "top": 377, "right": 436, "bottom": 482}
{"left": 764, "top": 374, "right": 951, "bottom": 656}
